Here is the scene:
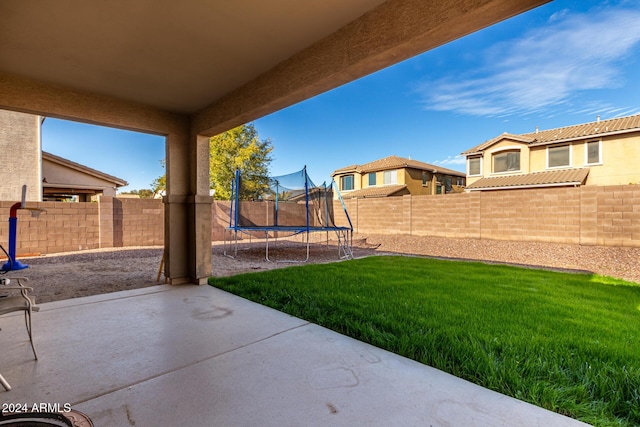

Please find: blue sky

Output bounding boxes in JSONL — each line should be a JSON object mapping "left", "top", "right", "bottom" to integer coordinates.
{"left": 43, "top": 0, "right": 640, "bottom": 190}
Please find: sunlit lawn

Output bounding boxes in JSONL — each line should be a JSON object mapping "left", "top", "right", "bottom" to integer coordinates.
{"left": 209, "top": 255, "right": 640, "bottom": 427}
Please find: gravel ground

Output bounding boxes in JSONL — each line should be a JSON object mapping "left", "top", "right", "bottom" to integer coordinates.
{"left": 3, "top": 234, "right": 639, "bottom": 304}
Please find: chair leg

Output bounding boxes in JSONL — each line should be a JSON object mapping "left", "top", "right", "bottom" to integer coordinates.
{"left": 0, "top": 372, "right": 10, "bottom": 391}
{"left": 24, "top": 309, "right": 38, "bottom": 360}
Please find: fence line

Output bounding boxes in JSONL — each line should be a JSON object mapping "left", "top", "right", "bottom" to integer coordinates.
{"left": 1, "top": 184, "right": 638, "bottom": 257}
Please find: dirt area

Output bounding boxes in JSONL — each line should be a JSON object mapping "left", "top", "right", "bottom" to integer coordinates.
{"left": 3, "top": 234, "right": 640, "bottom": 304}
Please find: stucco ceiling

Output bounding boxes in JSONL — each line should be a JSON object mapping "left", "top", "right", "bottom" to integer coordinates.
{"left": 1, "top": 0, "right": 550, "bottom": 135}
{"left": 0, "top": 0, "right": 389, "bottom": 115}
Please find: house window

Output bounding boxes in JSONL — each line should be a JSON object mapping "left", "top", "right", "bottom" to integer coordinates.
{"left": 493, "top": 150, "right": 520, "bottom": 173}
{"left": 548, "top": 145, "right": 571, "bottom": 168}
{"left": 368, "top": 173, "right": 376, "bottom": 186}
{"left": 340, "top": 175, "right": 354, "bottom": 191}
{"left": 444, "top": 176, "right": 452, "bottom": 193}
{"left": 586, "top": 140, "right": 601, "bottom": 164}
{"left": 468, "top": 157, "right": 481, "bottom": 176}
{"left": 456, "top": 177, "right": 465, "bottom": 186}
{"left": 383, "top": 170, "right": 397, "bottom": 185}
{"left": 422, "top": 171, "right": 429, "bottom": 186}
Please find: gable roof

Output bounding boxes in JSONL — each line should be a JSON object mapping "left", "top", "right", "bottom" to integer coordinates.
{"left": 332, "top": 155, "right": 465, "bottom": 177}
{"left": 465, "top": 168, "right": 589, "bottom": 191}
{"left": 461, "top": 133, "right": 534, "bottom": 155}
{"left": 42, "top": 152, "right": 128, "bottom": 187}
{"left": 462, "top": 113, "right": 640, "bottom": 155}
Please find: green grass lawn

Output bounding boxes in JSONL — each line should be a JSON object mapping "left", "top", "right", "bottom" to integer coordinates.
{"left": 209, "top": 255, "right": 640, "bottom": 427}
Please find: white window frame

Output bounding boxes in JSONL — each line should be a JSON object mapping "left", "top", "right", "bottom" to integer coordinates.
{"left": 546, "top": 144, "right": 572, "bottom": 169}
{"left": 467, "top": 157, "right": 482, "bottom": 176}
{"left": 491, "top": 147, "right": 521, "bottom": 175}
{"left": 585, "top": 139, "right": 602, "bottom": 165}
{"left": 383, "top": 170, "right": 398, "bottom": 185}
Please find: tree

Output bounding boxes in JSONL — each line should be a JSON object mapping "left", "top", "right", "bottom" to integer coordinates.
{"left": 118, "top": 189, "right": 155, "bottom": 198}
{"left": 150, "top": 124, "right": 272, "bottom": 200}
{"left": 209, "top": 123, "right": 272, "bottom": 200}
{"left": 151, "top": 160, "right": 166, "bottom": 198}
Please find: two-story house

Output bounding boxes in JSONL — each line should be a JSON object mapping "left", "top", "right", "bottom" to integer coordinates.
{"left": 461, "top": 114, "right": 640, "bottom": 191}
{"left": 331, "top": 155, "right": 466, "bottom": 198}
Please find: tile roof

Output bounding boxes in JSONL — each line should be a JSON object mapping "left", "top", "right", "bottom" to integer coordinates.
{"left": 342, "top": 184, "right": 408, "bottom": 198}
{"left": 461, "top": 134, "right": 533, "bottom": 155}
{"left": 465, "top": 168, "right": 589, "bottom": 191}
{"left": 332, "top": 164, "right": 359, "bottom": 175}
{"left": 332, "top": 155, "right": 465, "bottom": 177}
{"left": 462, "top": 113, "right": 640, "bottom": 155}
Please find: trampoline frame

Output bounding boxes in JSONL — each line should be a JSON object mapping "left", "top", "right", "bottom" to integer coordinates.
{"left": 223, "top": 225, "right": 353, "bottom": 262}
{"left": 223, "top": 167, "right": 354, "bottom": 263}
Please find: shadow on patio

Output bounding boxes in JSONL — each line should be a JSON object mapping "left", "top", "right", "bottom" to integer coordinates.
{"left": 1, "top": 284, "right": 589, "bottom": 426}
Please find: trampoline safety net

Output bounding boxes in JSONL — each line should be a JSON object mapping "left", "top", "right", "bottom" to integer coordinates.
{"left": 225, "top": 166, "right": 353, "bottom": 261}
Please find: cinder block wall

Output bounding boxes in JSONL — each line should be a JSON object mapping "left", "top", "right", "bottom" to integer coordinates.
{"left": 335, "top": 184, "right": 640, "bottom": 248}
{"left": 119, "top": 198, "right": 164, "bottom": 246}
{"left": 0, "top": 197, "right": 163, "bottom": 256}
{"left": 0, "top": 201, "right": 100, "bottom": 255}
{"left": 1, "top": 183, "right": 638, "bottom": 257}
{"left": 212, "top": 200, "right": 309, "bottom": 239}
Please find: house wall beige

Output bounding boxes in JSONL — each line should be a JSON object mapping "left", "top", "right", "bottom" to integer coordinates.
{"left": 526, "top": 134, "right": 640, "bottom": 186}
{"left": 333, "top": 156, "right": 466, "bottom": 198}
{"left": 0, "top": 110, "right": 42, "bottom": 201}
{"left": 42, "top": 155, "right": 123, "bottom": 199}
{"left": 465, "top": 115, "right": 640, "bottom": 189}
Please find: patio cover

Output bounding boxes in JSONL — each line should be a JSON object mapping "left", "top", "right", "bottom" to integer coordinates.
{"left": 0, "top": 0, "right": 550, "bottom": 283}
{"left": 465, "top": 168, "right": 590, "bottom": 191}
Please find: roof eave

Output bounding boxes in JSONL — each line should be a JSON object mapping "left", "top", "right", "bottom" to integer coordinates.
{"left": 528, "top": 128, "right": 640, "bottom": 147}
{"left": 465, "top": 181, "right": 584, "bottom": 192}
{"left": 43, "top": 151, "right": 128, "bottom": 186}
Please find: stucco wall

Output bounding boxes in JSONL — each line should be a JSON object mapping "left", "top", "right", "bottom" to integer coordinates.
{"left": 0, "top": 110, "right": 41, "bottom": 201}
{"left": 589, "top": 134, "right": 640, "bottom": 185}
{"left": 469, "top": 133, "right": 640, "bottom": 187}
{"left": 42, "top": 158, "right": 120, "bottom": 197}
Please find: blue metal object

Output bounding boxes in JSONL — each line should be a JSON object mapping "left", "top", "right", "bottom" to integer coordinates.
{"left": 2, "top": 205, "right": 29, "bottom": 271}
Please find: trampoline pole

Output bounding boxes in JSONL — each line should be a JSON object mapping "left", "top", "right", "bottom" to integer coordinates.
{"left": 304, "top": 166, "right": 310, "bottom": 234}
{"left": 324, "top": 182, "right": 330, "bottom": 247}
{"left": 234, "top": 169, "right": 240, "bottom": 231}
{"left": 333, "top": 179, "right": 353, "bottom": 231}
{"left": 275, "top": 181, "right": 279, "bottom": 227}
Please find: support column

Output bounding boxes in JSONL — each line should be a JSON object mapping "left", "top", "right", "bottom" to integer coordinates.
{"left": 163, "top": 132, "right": 213, "bottom": 285}
{"left": 191, "top": 134, "right": 214, "bottom": 283}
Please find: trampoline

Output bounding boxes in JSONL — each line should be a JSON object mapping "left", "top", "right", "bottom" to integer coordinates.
{"left": 223, "top": 167, "right": 353, "bottom": 262}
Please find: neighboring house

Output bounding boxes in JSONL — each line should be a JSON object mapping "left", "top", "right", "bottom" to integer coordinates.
{"left": 42, "top": 151, "right": 127, "bottom": 201}
{"left": 331, "top": 155, "right": 466, "bottom": 198}
{"left": 461, "top": 114, "right": 640, "bottom": 191}
{"left": 0, "top": 109, "right": 127, "bottom": 201}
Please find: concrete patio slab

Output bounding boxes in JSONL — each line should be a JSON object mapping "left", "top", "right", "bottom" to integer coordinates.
{"left": 1, "top": 285, "right": 590, "bottom": 426}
